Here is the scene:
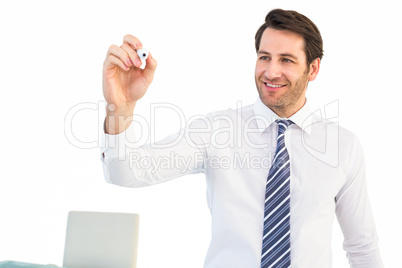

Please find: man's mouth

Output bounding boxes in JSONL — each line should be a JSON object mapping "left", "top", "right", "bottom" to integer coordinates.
{"left": 263, "top": 82, "right": 286, "bottom": 90}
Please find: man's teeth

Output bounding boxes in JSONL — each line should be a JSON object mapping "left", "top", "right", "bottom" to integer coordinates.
{"left": 265, "top": 83, "right": 283, "bottom": 88}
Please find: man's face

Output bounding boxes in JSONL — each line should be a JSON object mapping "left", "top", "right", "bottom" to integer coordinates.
{"left": 255, "top": 28, "right": 319, "bottom": 117}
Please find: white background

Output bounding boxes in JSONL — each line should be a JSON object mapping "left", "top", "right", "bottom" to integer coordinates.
{"left": 0, "top": 0, "right": 400, "bottom": 267}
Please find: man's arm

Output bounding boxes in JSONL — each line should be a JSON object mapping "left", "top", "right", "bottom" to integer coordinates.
{"left": 335, "top": 135, "right": 384, "bottom": 268}
{"left": 100, "top": 34, "right": 207, "bottom": 187}
{"left": 100, "top": 121, "right": 207, "bottom": 187}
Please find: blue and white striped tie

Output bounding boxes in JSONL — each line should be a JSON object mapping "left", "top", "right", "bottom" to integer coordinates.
{"left": 261, "top": 119, "right": 293, "bottom": 268}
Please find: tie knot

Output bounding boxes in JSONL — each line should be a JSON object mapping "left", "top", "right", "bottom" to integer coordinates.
{"left": 276, "top": 119, "right": 294, "bottom": 132}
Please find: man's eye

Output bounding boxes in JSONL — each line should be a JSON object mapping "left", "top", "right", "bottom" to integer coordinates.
{"left": 260, "top": 56, "right": 270, "bottom": 60}
{"left": 282, "top": 58, "right": 293, "bottom": 63}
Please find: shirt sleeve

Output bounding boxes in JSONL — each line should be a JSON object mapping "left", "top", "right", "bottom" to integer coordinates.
{"left": 335, "top": 135, "right": 384, "bottom": 268}
{"left": 100, "top": 118, "right": 209, "bottom": 188}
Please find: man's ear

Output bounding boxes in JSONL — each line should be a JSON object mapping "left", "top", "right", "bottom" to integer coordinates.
{"left": 308, "top": 58, "right": 320, "bottom": 81}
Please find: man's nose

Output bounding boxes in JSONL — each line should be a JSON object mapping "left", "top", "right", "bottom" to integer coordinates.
{"left": 265, "top": 61, "right": 282, "bottom": 80}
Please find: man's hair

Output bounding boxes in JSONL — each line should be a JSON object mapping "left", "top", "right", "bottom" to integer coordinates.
{"left": 255, "top": 9, "right": 323, "bottom": 66}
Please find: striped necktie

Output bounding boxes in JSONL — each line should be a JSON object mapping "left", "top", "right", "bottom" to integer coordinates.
{"left": 261, "top": 119, "right": 293, "bottom": 268}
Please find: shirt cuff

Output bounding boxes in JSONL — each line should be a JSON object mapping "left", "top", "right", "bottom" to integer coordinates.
{"left": 100, "top": 122, "right": 137, "bottom": 161}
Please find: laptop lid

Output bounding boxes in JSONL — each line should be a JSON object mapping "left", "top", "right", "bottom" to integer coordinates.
{"left": 63, "top": 211, "right": 139, "bottom": 268}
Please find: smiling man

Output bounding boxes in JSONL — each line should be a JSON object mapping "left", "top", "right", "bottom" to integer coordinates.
{"left": 100, "top": 9, "right": 384, "bottom": 268}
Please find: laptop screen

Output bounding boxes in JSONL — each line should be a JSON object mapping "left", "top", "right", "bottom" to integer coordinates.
{"left": 63, "top": 211, "right": 139, "bottom": 268}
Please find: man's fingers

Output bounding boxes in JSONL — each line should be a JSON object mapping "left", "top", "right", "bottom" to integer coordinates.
{"left": 106, "top": 44, "right": 132, "bottom": 67}
{"left": 104, "top": 35, "right": 156, "bottom": 76}
{"left": 105, "top": 54, "right": 130, "bottom": 71}
{"left": 143, "top": 52, "right": 157, "bottom": 83}
{"left": 122, "top": 34, "right": 145, "bottom": 68}
{"left": 121, "top": 43, "right": 142, "bottom": 68}
{"left": 123, "top": 34, "right": 143, "bottom": 50}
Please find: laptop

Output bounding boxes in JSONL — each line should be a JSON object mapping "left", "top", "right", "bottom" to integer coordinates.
{"left": 63, "top": 211, "right": 140, "bottom": 268}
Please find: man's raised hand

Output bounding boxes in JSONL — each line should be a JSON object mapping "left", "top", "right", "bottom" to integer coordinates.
{"left": 102, "top": 35, "right": 157, "bottom": 134}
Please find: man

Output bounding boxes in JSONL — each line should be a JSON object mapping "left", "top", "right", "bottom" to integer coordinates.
{"left": 100, "top": 9, "right": 383, "bottom": 268}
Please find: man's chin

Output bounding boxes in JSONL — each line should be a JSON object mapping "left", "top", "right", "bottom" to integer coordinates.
{"left": 259, "top": 94, "right": 283, "bottom": 109}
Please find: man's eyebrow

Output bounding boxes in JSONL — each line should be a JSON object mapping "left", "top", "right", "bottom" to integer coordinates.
{"left": 257, "top": 50, "right": 299, "bottom": 60}
{"left": 257, "top": 50, "right": 270, "bottom": 55}
{"left": 280, "top": 53, "right": 298, "bottom": 60}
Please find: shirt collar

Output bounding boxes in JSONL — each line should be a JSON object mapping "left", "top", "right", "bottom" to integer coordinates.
{"left": 253, "top": 97, "right": 313, "bottom": 135}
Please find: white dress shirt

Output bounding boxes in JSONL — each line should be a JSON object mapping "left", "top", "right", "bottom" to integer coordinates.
{"left": 100, "top": 98, "right": 383, "bottom": 268}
